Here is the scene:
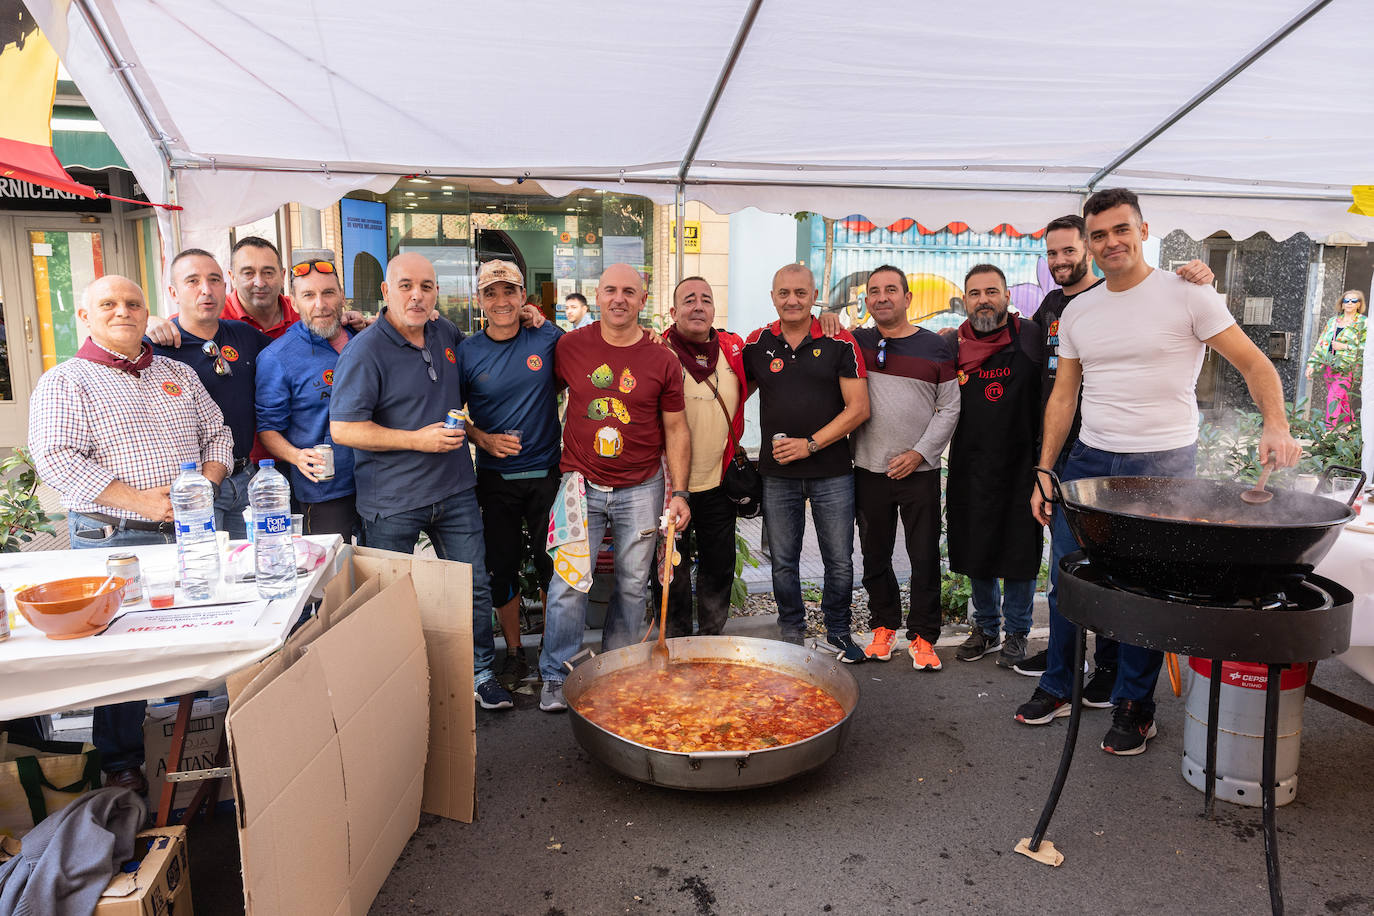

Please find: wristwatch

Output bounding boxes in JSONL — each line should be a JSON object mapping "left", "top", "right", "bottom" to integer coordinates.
{"left": 672, "top": 490, "right": 690, "bottom": 501}
{"left": 806, "top": 437, "right": 820, "bottom": 453}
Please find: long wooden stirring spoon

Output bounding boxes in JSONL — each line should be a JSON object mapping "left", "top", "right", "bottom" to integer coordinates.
{"left": 651, "top": 517, "right": 678, "bottom": 670}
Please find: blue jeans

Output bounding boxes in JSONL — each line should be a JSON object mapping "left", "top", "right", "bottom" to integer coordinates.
{"left": 1040, "top": 441, "right": 1197, "bottom": 715}
{"left": 68, "top": 515, "right": 176, "bottom": 773}
{"left": 540, "top": 473, "right": 664, "bottom": 684}
{"left": 364, "top": 488, "right": 497, "bottom": 686}
{"left": 970, "top": 577, "right": 1034, "bottom": 638}
{"left": 762, "top": 473, "right": 855, "bottom": 640}
{"left": 214, "top": 464, "right": 255, "bottom": 540}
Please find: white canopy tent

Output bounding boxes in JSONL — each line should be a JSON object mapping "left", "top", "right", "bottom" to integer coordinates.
{"left": 23, "top": 0, "right": 1374, "bottom": 256}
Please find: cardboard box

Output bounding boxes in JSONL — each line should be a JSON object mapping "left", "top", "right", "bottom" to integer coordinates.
{"left": 225, "top": 543, "right": 475, "bottom": 916}
{"left": 97, "top": 826, "right": 193, "bottom": 916}
{"left": 143, "top": 696, "right": 234, "bottom": 819}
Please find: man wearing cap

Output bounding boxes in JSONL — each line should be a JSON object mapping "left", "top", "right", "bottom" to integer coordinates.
{"left": 331, "top": 252, "right": 516, "bottom": 710}
{"left": 459, "top": 260, "right": 563, "bottom": 687}
{"left": 29, "top": 274, "right": 233, "bottom": 795}
{"left": 256, "top": 258, "right": 360, "bottom": 540}
{"left": 150, "top": 248, "right": 272, "bottom": 539}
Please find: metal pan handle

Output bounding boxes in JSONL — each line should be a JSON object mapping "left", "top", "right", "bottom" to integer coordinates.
{"left": 562, "top": 646, "right": 597, "bottom": 674}
{"left": 687, "top": 750, "right": 752, "bottom": 770}
{"left": 1318, "top": 464, "right": 1367, "bottom": 507}
{"left": 1033, "top": 466, "right": 1064, "bottom": 504}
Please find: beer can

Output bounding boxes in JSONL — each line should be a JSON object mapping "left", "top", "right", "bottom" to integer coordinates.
{"left": 772, "top": 433, "right": 788, "bottom": 441}
{"left": 107, "top": 552, "right": 143, "bottom": 604}
{"left": 315, "top": 443, "right": 335, "bottom": 481}
{"left": 0, "top": 585, "right": 9, "bottom": 641}
{"left": 445, "top": 409, "right": 466, "bottom": 430}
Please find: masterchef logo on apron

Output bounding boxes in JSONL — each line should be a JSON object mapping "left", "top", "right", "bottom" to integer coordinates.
{"left": 986, "top": 381, "right": 1004, "bottom": 402}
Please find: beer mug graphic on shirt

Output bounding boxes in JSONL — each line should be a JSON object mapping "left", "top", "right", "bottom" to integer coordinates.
{"left": 594, "top": 426, "right": 623, "bottom": 458}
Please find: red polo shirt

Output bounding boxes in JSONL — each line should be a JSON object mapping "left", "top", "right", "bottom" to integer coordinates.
{"left": 224, "top": 289, "right": 300, "bottom": 340}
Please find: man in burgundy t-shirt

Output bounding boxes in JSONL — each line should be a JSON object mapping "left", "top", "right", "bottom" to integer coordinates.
{"left": 537, "top": 264, "right": 691, "bottom": 712}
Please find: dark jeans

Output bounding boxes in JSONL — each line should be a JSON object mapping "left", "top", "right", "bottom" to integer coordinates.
{"left": 475, "top": 468, "right": 558, "bottom": 606}
{"left": 214, "top": 464, "right": 255, "bottom": 540}
{"left": 1040, "top": 441, "right": 1197, "bottom": 716}
{"left": 364, "top": 488, "right": 497, "bottom": 685}
{"left": 762, "top": 473, "right": 855, "bottom": 640}
{"left": 661, "top": 485, "right": 736, "bottom": 637}
{"left": 68, "top": 515, "right": 176, "bottom": 774}
{"left": 300, "top": 493, "right": 361, "bottom": 543}
{"left": 854, "top": 467, "right": 942, "bottom": 643}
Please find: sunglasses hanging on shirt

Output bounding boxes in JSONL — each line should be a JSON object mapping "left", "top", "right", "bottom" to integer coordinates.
{"left": 876, "top": 337, "right": 888, "bottom": 369}
{"left": 419, "top": 347, "right": 437, "bottom": 382}
{"left": 201, "top": 340, "right": 232, "bottom": 376}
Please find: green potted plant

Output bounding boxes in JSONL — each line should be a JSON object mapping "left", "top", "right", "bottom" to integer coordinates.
{"left": 0, "top": 448, "right": 63, "bottom": 552}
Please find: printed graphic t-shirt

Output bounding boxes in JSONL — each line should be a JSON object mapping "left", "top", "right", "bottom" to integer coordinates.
{"left": 556, "top": 326, "right": 686, "bottom": 488}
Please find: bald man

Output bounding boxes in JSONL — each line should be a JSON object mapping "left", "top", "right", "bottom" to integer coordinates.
{"left": 29, "top": 274, "right": 233, "bottom": 794}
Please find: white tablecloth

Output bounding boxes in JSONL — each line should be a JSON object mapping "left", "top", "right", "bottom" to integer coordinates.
{"left": 0, "top": 536, "right": 342, "bottom": 718}
{"left": 1313, "top": 527, "right": 1374, "bottom": 684}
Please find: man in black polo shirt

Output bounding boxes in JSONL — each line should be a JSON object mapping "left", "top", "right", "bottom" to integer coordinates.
{"left": 330, "top": 251, "right": 514, "bottom": 712}
{"left": 743, "top": 263, "right": 870, "bottom": 661}
{"left": 151, "top": 248, "right": 271, "bottom": 539}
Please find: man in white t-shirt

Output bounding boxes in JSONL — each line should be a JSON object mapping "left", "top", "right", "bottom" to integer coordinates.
{"left": 1015, "top": 187, "right": 1301, "bottom": 756}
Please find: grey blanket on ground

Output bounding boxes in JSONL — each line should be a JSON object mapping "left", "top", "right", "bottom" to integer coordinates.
{"left": 0, "top": 786, "right": 147, "bottom": 916}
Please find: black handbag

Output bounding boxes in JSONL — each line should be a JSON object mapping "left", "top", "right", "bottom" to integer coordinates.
{"left": 703, "top": 374, "right": 762, "bottom": 519}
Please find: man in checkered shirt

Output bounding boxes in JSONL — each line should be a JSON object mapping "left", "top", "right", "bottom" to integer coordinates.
{"left": 28, "top": 273, "right": 233, "bottom": 796}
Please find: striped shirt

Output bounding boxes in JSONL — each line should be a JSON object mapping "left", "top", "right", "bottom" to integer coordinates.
{"left": 851, "top": 326, "right": 960, "bottom": 473}
{"left": 29, "top": 350, "right": 234, "bottom": 518}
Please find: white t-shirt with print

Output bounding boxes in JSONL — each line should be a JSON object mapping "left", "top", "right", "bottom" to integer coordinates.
{"left": 1058, "top": 268, "right": 1235, "bottom": 453}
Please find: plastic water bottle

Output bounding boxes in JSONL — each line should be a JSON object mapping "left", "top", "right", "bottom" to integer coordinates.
{"left": 170, "top": 461, "right": 221, "bottom": 600}
{"left": 249, "top": 459, "right": 296, "bottom": 598}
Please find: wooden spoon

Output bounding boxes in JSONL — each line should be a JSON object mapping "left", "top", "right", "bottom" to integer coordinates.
{"left": 1240, "top": 459, "right": 1277, "bottom": 505}
{"left": 650, "top": 517, "right": 678, "bottom": 670}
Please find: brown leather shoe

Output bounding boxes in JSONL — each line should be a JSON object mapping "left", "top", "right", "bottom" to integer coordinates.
{"left": 105, "top": 767, "right": 148, "bottom": 796}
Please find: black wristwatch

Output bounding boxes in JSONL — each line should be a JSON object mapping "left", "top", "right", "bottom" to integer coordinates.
{"left": 672, "top": 490, "right": 690, "bottom": 501}
{"left": 806, "top": 437, "right": 820, "bottom": 453}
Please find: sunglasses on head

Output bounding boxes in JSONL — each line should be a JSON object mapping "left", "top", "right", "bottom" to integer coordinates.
{"left": 291, "top": 260, "right": 337, "bottom": 278}
{"left": 201, "top": 340, "right": 232, "bottom": 376}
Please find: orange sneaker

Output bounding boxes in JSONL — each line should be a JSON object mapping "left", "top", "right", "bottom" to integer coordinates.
{"left": 909, "top": 636, "right": 942, "bottom": 671}
{"left": 865, "top": 627, "right": 897, "bottom": 660}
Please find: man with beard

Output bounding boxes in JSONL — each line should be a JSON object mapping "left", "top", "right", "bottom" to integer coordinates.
{"left": 850, "top": 265, "right": 960, "bottom": 668}
{"left": 255, "top": 259, "right": 360, "bottom": 540}
{"left": 945, "top": 264, "right": 1044, "bottom": 670}
{"left": 1016, "top": 188, "right": 1298, "bottom": 756}
{"left": 660, "top": 276, "right": 748, "bottom": 638}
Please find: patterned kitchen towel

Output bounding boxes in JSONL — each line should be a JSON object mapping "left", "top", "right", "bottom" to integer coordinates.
{"left": 547, "top": 471, "right": 592, "bottom": 593}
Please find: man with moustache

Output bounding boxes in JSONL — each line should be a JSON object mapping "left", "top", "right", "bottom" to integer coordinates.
{"left": 946, "top": 264, "right": 1044, "bottom": 670}
{"left": 29, "top": 275, "right": 232, "bottom": 794}
{"left": 255, "top": 258, "right": 360, "bottom": 540}
{"left": 743, "top": 264, "right": 870, "bottom": 661}
{"left": 330, "top": 252, "right": 513, "bottom": 711}
{"left": 660, "top": 276, "right": 748, "bottom": 638}
{"left": 458, "top": 260, "right": 563, "bottom": 690}
{"left": 151, "top": 249, "right": 271, "bottom": 539}
{"left": 537, "top": 263, "right": 691, "bottom": 713}
{"left": 1017, "top": 188, "right": 1299, "bottom": 755}
{"left": 850, "top": 265, "right": 960, "bottom": 669}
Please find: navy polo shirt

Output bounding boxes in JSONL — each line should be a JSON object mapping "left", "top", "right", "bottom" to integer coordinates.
{"left": 149, "top": 318, "right": 271, "bottom": 462}
{"left": 329, "top": 309, "right": 475, "bottom": 520}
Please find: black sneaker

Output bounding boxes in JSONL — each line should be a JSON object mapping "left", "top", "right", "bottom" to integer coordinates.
{"left": 779, "top": 630, "right": 806, "bottom": 647}
{"left": 475, "top": 679, "right": 515, "bottom": 710}
{"left": 956, "top": 625, "right": 1001, "bottom": 662}
{"left": 1082, "top": 665, "right": 1117, "bottom": 708}
{"left": 498, "top": 651, "right": 530, "bottom": 689}
{"left": 1015, "top": 687, "right": 1071, "bottom": 725}
{"left": 1012, "top": 648, "right": 1048, "bottom": 677}
{"left": 1101, "top": 700, "right": 1157, "bottom": 755}
{"left": 826, "top": 633, "right": 867, "bottom": 664}
{"left": 996, "top": 633, "right": 1029, "bottom": 669}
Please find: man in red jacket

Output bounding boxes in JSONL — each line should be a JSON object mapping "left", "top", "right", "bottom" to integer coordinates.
{"left": 661, "top": 277, "right": 748, "bottom": 636}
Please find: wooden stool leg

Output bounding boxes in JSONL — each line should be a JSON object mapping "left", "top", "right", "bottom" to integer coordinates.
{"left": 154, "top": 695, "right": 195, "bottom": 827}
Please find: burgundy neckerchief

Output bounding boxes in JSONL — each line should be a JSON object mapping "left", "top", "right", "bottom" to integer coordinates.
{"left": 665, "top": 325, "right": 721, "bottom": 385}
{"left": 75, "top": 338, "right": 155, "bottom": 376}
{"left": 956, "top": 314, "right": 1018, "bottom": 374}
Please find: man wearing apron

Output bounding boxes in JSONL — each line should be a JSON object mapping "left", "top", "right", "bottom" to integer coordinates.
{"left": 946, "top": 264, "right": 1045, "bottom": 670}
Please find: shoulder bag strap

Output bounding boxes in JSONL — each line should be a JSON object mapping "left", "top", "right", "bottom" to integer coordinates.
{"left": 700, "top": 371, "right": 741, "bottom": 455}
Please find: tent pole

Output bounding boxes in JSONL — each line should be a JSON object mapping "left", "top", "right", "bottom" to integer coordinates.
{"left": 1085, "top": 0, "right": 1334, "bottom": 189}
{"left": 674, "top": 0, "right": 764, "bottom": 186}
{"left": 675, "top": 184, "right": 686, "bottom": 292}
{"left": 167, "top": 168, "right": 182, "bottom": 252}
{"left": 73, "top": 0, "right": 176, "bottom": 168}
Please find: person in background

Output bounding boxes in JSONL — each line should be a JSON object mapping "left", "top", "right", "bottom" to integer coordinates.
{"left": 850, "top": 265, "right": 960, "bottom": 669}
{"left": 660, "top": 276, "right": 747, "bottom": 638}
{"left": 255, "top": 259, "right": 360, "bottom": 540}
{"left": 1306, "top": 289, "right": 1366, "bottom": 429}
{"left": 151, "top": 248, "right": 270, "bottom": 539}
{"left": 29, "top": 275, "right": 232, "bottom": 795}
{"left": 459, "top": 260, "right": 563, "bottom": 689}
{"left": 564, "top": 292, "right": 595, "bottom": 329}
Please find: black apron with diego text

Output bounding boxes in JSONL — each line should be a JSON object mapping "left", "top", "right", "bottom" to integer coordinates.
{"left": 946, "top": 320, "right": 1044, "bottom": 580}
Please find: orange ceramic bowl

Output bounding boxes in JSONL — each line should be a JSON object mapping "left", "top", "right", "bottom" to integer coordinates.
{"left": 15, "top": 576, "right": 127, "bottom": 639}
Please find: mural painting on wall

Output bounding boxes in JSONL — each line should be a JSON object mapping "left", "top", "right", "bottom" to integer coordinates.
{"left": 813, "top": 217, "right": 1056, "bottom": 331}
